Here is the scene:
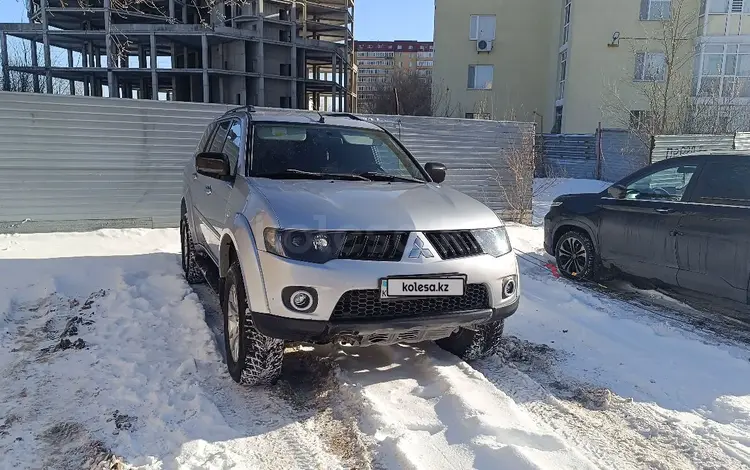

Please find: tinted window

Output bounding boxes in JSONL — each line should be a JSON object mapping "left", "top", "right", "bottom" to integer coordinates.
{"left": 209, "top": 120, "right": 231, "bottom": 153}
{"left": 691, "top": 159, "right": 750, "bottom": 206}
{"left": 221, "top": 120, "right": 243, "bottom": 176}
{"left": 197, "top": 122, "right": 217, "bottom": 153}
{"left": 624, "top": 163, "right": 698, "bottom": 201}
{"left": 250, "top": 124, "right": 425, "bottom": 180}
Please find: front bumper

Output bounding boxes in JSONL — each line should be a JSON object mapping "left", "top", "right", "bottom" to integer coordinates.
{"left": 256, "top": 247, "right": 520, "bottom": 321}
{"left": 253, "top": 297, "right": 520, "bottom": 345}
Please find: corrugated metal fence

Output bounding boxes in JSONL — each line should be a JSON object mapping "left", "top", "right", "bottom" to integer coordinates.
{"left": 0, "top": 91, "right": 535, "bottom": 233}
{"left": 538, "top": 130, "right": 649, "bottom": 182}
{"left": 651, "top": 134, "right": 736, "bottom": 163}
{"left": 537, "top": 134, "right": 597, "bottom": 179}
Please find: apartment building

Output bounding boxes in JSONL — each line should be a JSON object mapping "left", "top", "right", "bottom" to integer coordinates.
{"left": 355, "top": 40, "right": 434, "bottom": 111}
{"left": 0, "top": 0, "right": 355, "bottom": 111}
{"left": 434, "top": 0, "right": 750, "bottom": 133}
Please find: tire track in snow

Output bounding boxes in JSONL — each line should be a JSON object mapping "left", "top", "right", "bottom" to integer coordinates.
{"left": 332, "top": 342, "right": 599, "bottom": 470}
{"left": 473, "top": 339, "right": 748, "bottom": 470}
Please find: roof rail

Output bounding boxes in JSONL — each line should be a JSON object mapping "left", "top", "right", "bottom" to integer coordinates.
{"left": 223, "top": 105, "right": 256, "bottom": 116}
{"left": 320, "top": 112, "right": 363, "bottom": 121}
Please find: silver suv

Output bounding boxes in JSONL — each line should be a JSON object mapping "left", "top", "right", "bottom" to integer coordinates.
{"left": 181, "top": 107, "right": 520, "bottom": 386}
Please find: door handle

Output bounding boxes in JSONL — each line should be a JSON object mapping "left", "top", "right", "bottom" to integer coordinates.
{"left": 669, "top": 230, "right": 684, "bottom": 236}
{"left": 205, "top": 185, "right": 212, "bottom": 195}
{"left": 655, "top": 208, "right": 674, "bottom": 214}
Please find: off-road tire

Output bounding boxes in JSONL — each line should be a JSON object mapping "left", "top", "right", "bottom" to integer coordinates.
{"left": 180, "top": 215, "right": 205, "bottom": 284}
{"left": 436, "top": 320, "right": 505, "bottom": 361}
{"left": 224, "top": 261, "right": 284, "bottom": 386}
{"left": 554, "top": 230, "right": 597, "bottom": 281}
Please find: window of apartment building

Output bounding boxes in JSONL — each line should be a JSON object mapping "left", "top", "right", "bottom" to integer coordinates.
{"left": 469, "top": 15, "right": 497, "bottom": 41}
{"left": 698, "top": 44, "right": 750, "bottom": 97}
{"left": 562, "top": 0, "right": 572, "bottom": 45}
{"left": 467, "top": 65, "right": 493, "bottom": 89}
{"left": 634, "top": 52, "right": 667, "bottom": 81}
{"left": 640, "top": 0, "right": 672, "bottom": 20}
{"left": 558, "top": 50, "right": 568, "bottom": 100}
{"left": 707, "top": 0, "right": 750, "bottom": 12}
{"left": 417, "top": 61, "right": 433, "bottom": 67}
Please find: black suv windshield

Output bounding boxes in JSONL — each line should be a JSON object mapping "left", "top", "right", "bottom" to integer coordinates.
{"left": 249, "top": 123, "right": 427, "bottom": 182}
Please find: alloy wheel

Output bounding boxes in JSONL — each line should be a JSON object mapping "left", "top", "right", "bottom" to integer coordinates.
{"left": 558, "top": 236, "right": 588, "bottom": 276}
{"left": 227, "top": 284, "right": 241, "bottom": 363}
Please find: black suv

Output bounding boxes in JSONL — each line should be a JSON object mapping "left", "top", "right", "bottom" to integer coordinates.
{"left": 544, "top": 152, "right": 750, "bottom": 305}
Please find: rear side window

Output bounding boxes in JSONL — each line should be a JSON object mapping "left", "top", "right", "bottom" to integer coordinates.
{"left": 209, "top": 120, "right": 232, "bottom": 153}
{"left": 690, "top": 159, "right": 750, "bottom": 206}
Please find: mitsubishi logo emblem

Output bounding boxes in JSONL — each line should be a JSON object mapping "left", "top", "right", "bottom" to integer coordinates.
{"left": 408, "top": 237, "right": 434, "bottom": 259}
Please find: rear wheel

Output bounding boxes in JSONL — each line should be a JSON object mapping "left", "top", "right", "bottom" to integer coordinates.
{"left": 180, "top": 214, "right": 205, "bottom": 284}
{"left": 554, "top": 230, "right": 597, "bottom": 280}
{"left": 223, "top": 261, "right": 284, "bottom": 386}
{"left": 436, "top": 320, "right": 505, "bottom": 361}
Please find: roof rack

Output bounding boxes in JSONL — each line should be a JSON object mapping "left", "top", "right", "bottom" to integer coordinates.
{"left": 223, "top": 105, "right": 256, "bottom": 116}
{"left": 319, "top": 112, "right": 363, "bottom": 121}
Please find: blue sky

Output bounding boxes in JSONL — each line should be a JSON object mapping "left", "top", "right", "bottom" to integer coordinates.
{"left": 0, "top": 0, "right": 435, "bottom": 40}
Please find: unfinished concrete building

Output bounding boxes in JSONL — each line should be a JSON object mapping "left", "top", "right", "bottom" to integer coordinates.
{"left": 0, "top": 0, "right": 356, "bottom": 111}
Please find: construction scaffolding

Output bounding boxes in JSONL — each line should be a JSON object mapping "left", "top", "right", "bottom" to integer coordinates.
{"left": 0, "top": 0, "right": 357, "bottom": 111}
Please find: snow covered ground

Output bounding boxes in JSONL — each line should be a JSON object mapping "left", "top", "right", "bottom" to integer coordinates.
{"left": 1, "top": 178, "right": 749, "bottom": 469}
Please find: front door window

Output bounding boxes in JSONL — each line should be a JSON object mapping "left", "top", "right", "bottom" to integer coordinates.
{"left": 624, "top": 164, "right": 698, "bottom": 201}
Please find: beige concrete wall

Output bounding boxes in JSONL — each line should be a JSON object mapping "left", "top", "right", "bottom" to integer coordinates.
{"left": 434, "top": 0, "right": 705, "bottom": 133}
{"left": 557, "top": 0, "right": 699, "bottom": 133}
{"left": 433, "top": 0, "right": 555, "bottom": 123}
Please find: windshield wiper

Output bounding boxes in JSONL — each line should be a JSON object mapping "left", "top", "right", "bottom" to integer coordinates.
{"left": 255, "top": 169, "right": 370, "bottom": 181}
{"left": 357, "top": 171, "right": 424, "bottom": 183}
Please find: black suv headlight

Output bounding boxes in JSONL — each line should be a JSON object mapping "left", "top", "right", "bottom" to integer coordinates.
{"left": 472, "top": 226, "right": 512, "bottom": 257}
{"left": 264, "top": 228, "right": 340, "bottom": 264}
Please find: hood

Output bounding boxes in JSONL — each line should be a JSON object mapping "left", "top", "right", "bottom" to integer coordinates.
{"left": 251, "top": 179, "right": 501, "bottom": 231}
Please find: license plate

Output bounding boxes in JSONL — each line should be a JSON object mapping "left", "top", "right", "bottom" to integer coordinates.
{"left": 380, "top": 276, "right": 466, "bottom": 299}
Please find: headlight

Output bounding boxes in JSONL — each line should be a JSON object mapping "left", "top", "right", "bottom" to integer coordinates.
{"left": 472, "top": 226, "right": 512, "bottom": 257}
{"left": 263, "top": 228, "right": 340, "bottom": 264}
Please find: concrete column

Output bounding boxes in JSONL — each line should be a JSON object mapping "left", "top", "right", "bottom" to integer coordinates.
{"left": 201, "top": 33, "right": 209, "bottom": 103}
{"left": 290, "top": 2, "right": 298, "bottom": 108}
{"left": 219, "top": 77, "right": 225, "bottom": 103}
{"left": 31, "top": 40, "right": 40, "bottom": 93}
{"left": 0, "top": 33, "right": 9, "bottom": 92}
{"left": 151, "top": 33, "right": 158, "bottom": 100}
{"left": 41, "top": 0, "right": 53, "bottom": 93}
{"left": 68, "top": 49, "right": 75, "bottom": 95}
{"left": 170, "top": 42, "right": 177, "bottom": 100}
{"left": 182, "top": 1, "right": 188, "bottom": 23}
{"left": 257, "top": 0, "right": 265, "bottom": 106}
{"left": 331, "top": 54, "right": 337, "bottom": 111}
{"left": 105, "top": 0, "right": 115, "bottom": 97}
{"left": 169, "top": 0, "right": 175, "bottom": 21}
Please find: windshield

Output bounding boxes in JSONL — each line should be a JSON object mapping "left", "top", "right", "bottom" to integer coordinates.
{"left": 249, "top": 124, "right": 427, "bottom": 181}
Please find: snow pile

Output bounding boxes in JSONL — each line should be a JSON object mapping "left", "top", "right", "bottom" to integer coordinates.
{"left": 0, "top": 230, "right": 347, "bottom": 469}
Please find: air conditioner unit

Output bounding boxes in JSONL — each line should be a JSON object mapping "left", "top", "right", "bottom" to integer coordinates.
{"left": 476, "top": 40, "right": 493, "bottom": 53}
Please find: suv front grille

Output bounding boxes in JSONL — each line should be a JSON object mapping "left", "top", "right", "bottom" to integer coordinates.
{"left": 331, "top": 284, "right": 490, "bottom": 321}
{"left": 424, "top": 231, "right": 483, "bottom": 260}
{"left": 336, "top": 232, "right": 409, "bottom": 261}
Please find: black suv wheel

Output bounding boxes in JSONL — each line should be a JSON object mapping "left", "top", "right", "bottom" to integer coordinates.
{"left": 554, "top": 230, "right": 596, "bottom": 280}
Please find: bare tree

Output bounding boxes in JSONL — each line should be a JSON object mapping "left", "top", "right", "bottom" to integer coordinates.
{"left": 363, "top": 70, "right": 433, "bottom": 116}
{"left": 0, "top": 38, "right": 69, "bottom": 94}
{"left": 602, "top": 0, "right": 750, "bottom": 142}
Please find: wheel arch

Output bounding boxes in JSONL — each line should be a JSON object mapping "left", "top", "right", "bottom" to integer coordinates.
{"left": 219, "top": 213, "right": 271, "bottom": 314}
{"left": 552, "top": 221, "right": 597, "bottom": 254}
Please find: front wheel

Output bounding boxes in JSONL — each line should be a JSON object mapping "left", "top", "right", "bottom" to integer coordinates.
{"left": 223, "top": 262, "right": 284, "bottom": 386}
{"left": 436, "top": 320, "right": 505, "bottom": 361}
{"left": 554, "top": 230, "right": 597, "bottom": 280}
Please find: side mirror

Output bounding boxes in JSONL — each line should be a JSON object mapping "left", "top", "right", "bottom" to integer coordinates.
{"left": 196, "top": 152, "right": 230, "bottom": 178}
{"left": 424, "top": 162, "right": 447, "bottom": 184}
{"left": 607, "top": 184, "right": 627, "bottom": 199}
